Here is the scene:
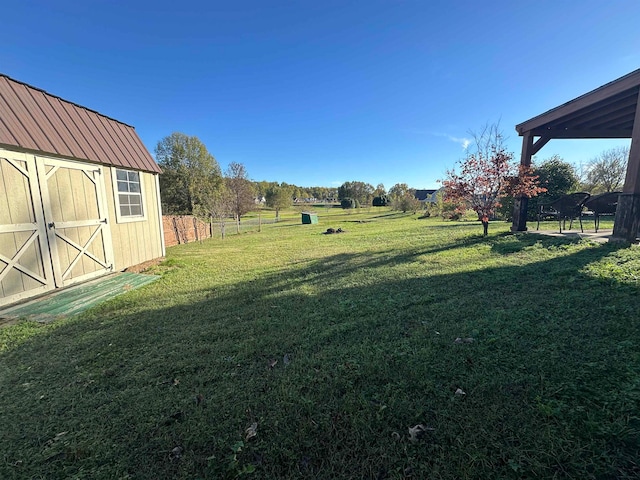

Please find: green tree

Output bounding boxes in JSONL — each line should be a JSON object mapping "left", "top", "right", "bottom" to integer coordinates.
{"left": 337, "top": 181, "right": 374, "bottom": 206}
{"left": 254, "top": 180, "right": 275, "bottom": 199}
{"left": 374, "top": 183, "right": 386, "bottom": 197}
{"left": 265, "top": 183, "right": 293, "bottom": 221}
{"left": 388, "top": 183, "right": 411, "bottom": 201}
{"left": 498, "top": 155, "right": 579, "bottom": 220}
{"left": 427, "top": 189, "right": 466, "bottom": 220}
{"left": 155, "top": 132, "right": 221, "bottom": 214}
{"left": 536, "top": 155, "right": 580, "bottom": 198}
{"left": 393, "top": 194, "right": 422, "bottom": 213}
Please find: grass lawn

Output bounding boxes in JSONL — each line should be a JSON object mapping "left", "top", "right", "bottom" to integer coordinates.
{"left": 1, "top": 208, "right": 639, "bottom": 479}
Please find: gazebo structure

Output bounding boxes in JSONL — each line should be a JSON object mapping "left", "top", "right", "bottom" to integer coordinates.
{"left": 511, "top": 69, "right": 640, "bottom": 242}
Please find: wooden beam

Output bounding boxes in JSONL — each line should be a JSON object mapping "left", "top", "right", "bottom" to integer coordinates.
{"left": 531, "top": 136, "right": 550, "bottom": 155}
{"left": 547, "top": 92, "right": 637, "bottom": 130}
{"left": 612, "top": 88, "right": 640, "bottom": 242}
{"left": 622, "top": 89, "right": 640, "bottom": 193}
{"left": 574, "top": 114, "right": 635, "bottom": 130}
{"left": 569, "top": 105, "right": 637, "bottom": 129}
{"left": 516, "top": 70, "right": 640, "bottom": 134}
{"left": 520, "top": 134, "right": 534, "bottom": 166}
{"left": 511, "top": 134, "right": 535, "bottom": 232}
{"left": 528, "top": 128, "right": 632, "bottom": 139}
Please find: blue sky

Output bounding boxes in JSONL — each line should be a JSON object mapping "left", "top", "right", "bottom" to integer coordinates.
{"left": 3, "top": 1, "right": 639, "bottom": 189}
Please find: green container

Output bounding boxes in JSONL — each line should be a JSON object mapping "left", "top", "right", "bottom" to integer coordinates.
{"left": 301, "top": 212, "right": 318, "bottom": 224}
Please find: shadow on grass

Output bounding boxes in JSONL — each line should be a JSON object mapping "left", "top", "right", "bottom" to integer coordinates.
{"left": 368, "top": 212, "right": 414, "bottom": 219}
{"left": 1, "top": 237, "right": 639, "bottom": 479}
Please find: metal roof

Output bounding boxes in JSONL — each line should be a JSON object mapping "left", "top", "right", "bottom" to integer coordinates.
{"left": 516, "top": 68, "right": 640, "bottom": 139}
{"left": 0, "top": 74, "right": 161, "bottom": 174}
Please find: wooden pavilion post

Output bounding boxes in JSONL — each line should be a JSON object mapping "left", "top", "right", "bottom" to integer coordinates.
{"left": 612, "top": 90, "right": 640, "bottom": 242}
{"left": 510, "top": 134, "right": 534, "bottom": 232}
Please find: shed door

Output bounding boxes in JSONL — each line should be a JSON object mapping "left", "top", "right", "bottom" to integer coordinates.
{"left": 37, "top": 157, "right": 114, "bottom": 288}
{"left": 0, "top": 152, "right": 55, "bottom": 305}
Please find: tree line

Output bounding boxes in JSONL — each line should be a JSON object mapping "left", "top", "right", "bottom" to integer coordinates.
{"left": 156, "top": 130, "right": 629, "bottom": 237}
{"left": 156, "top": 133, "right": 336, "bottom": 226}
{"left": 156, "top": 132, "right": 432, "bottom": 227}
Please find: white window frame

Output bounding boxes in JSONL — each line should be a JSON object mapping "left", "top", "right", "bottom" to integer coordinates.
{"left": 112, "top": 167, "right": 147, "bottom": 223}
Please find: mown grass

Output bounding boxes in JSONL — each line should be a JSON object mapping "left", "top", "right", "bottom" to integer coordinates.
{"left": 1, "top": 209, "right": 639, "bottom": 479}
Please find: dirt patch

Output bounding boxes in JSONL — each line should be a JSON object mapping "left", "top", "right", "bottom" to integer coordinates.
{"left": 124, "top": 257, "right": 165, "bottom": 274}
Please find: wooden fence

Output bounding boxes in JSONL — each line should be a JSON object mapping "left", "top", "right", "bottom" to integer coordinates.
{"left": 162, "top": 215, "right": 212, "bottom": 247}
{"left": 162, "top": 214, "right": 285, "bottom": 247}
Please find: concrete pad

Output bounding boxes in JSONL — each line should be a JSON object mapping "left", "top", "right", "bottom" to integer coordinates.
{"left": 0, "top": 272, "right": 159, "bottom": 326}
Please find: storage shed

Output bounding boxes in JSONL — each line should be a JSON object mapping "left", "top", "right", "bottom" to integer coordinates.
{"left": 0, "top": 74, "right": 164, "bottom": 307}
{"left": 301, "top": 212, "right": 318, "bottom": 224}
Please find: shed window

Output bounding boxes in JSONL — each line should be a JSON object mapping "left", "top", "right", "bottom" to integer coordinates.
{"left": 113, "top": 169, "right": 146, "bottom": 222}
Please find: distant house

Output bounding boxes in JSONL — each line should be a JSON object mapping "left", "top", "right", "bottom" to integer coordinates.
{"left": 414, "top": 189, "right": 439, "bottom": 203}
{"left": 0, "top": 74, "right": 164, "bottom": 307}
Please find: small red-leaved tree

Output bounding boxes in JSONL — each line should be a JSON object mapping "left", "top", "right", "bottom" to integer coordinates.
{"left": 442, "top": 124, "right": 546, "bottom": 236}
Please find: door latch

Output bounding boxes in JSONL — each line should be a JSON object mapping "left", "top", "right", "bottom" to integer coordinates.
{"left": 48, "top": 222, "right": 55, "bottom": 229}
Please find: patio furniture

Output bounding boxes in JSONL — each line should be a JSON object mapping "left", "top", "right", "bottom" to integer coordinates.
{"left": 581, "top": 192, "right": 620, "bottom": 232}
{"left": 536, "top": 192, "right": 591, "bottom": 233}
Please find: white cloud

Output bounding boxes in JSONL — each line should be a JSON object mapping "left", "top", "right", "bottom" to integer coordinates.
{"left": 424, "top": 131, "right": 471, "bottom": 150}
{"left": 446, "top": 135, "right": 471, "bottom": 150}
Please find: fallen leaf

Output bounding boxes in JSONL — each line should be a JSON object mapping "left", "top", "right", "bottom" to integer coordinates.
{"left": 169, "top": 446, "right": 183, "bottom": 461}
{"left": 172, "top": 378, "right": 180, "bottom": 386}
{"left": 44, "top": 431, "right": 68, "bottom": 447}
{"left": 454, "top": 337, "right": 474, "bottom": 344}
{"left": 269, "top": 359, "right": 278, "bottom": 369}
{"left": 408, "top": 424, "right": 434, "bottom": 443}
{"left": 455, "top": 388, "right": 466, "bottom": 395}
{"left": 283, "top": 354, "right": 291, "bottom": 366}
{"left": 245, "top": 422, "right": 258, "bottom": 441}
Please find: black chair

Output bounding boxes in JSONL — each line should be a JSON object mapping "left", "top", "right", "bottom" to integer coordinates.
{"left": 581, "top": 192, "right": 620, "bottom": 232}
{"left": 536, "top": 192, "right": 591, "bottom": 233}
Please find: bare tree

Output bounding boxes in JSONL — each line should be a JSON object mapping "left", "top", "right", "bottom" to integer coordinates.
{"left": 584, "top": 146, "right": 628, "bottom": 193}
{"left": 194, "top": 183, "right": 234, "bottom": 239}
{"left": 225, "top": 162, "right": 256, "bottom": 229}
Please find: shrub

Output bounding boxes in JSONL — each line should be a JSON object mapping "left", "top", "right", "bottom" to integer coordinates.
{"left": 341, "top": 198, "right": 357, "bottom": 209}
{"left": 372, "top": 195, "right": 390, "bottom": 207}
